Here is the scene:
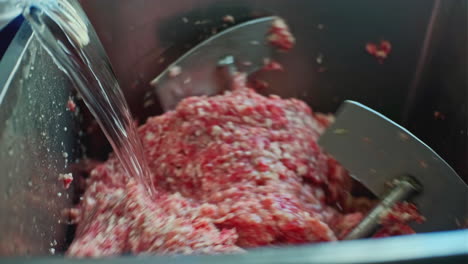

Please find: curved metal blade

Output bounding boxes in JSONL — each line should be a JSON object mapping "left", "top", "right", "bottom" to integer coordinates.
{"left": 319, "top": 100, "right": 468, "bottom": 232}
{"left": 150, "top": 16, "right": 278, "bottom": 111}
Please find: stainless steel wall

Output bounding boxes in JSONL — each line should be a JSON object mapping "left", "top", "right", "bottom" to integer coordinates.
{"left": 0, "top": 26, "right": 79, "bottom": 255}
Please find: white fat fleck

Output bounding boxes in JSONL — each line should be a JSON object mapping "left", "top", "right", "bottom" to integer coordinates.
{"left": 168, "top": 66, "right": 182, "bottom": 77}
{"left": 86, "top": 197, "right": 96, "bottom": 206}
{"left": 264, "top": 172, "right": 279, "bottom": 180}
{"left": 114, "top": 189, "right": 124, "bottom": 196}
{"left": 154, "top": 238, "right": 164, "bottom": 247}
{"left": 272, "top": 18, "right": 287, "bottom": 28}
{"left": 297, "top": 165, "right": 307, "bottom": 176}
{"left": 251, "top": 214, "right": 262, "bottom": 223}
{"left": 226, "top": 121, "right": 235, "bottom": 129}
{"left": 241, "top": 116, "right": 252, "bottom": 124}
{"left": 211, "top": 125, "right": 222, "bottom": 136}
{"left": 270, "top": 142, "right": 282, "bottom": 156}
{"left": 197, "top": 108, "right": 206, "bottom": 116}
{"left": 236, "top": 104, "right": 247, "bottom": 112}
{"left": 145, "top": 132, "right": 155, "bottom": 141}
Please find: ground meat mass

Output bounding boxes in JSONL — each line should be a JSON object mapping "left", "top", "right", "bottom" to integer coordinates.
{"left": 68, "top": 84, "right": 420, "bottom": 257}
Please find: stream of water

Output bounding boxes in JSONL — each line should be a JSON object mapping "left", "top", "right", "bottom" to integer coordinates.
{"left": 20, "top": 0, "right": 154, "bottom": 195}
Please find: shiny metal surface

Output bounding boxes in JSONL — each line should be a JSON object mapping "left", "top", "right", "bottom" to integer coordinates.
{"left": 319, "top": 100, "right": 468, "bottom": 233}
{"left": 151, "top": 16, "right": 277, "bottom": 111}
{"left": 0, "top": 24, "right": 79, "bottom": 255}
{"left": 3, "top": 230, "right": 468, "bottom": 263}
{"left": 0, "top": 0, "right": 467, "bottom": 262}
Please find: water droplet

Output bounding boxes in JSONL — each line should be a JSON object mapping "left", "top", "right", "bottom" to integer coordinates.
{"left": 316, "top": 53, "right": 324, "bottom": 64}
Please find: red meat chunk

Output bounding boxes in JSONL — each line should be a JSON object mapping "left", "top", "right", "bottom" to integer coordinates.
{"left": 267, "top": 18, "right": 296, "bottom": 51}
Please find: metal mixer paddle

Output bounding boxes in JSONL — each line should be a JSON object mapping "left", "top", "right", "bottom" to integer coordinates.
{"left": 318, "top": 101, "right": 468, "bottom": 238}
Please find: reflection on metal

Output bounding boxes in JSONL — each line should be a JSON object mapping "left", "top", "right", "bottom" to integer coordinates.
{"left": 319, "top": 100, "right": 468, "bottom": 234}
{"left": 0, "top": 24, "right": 79, "bottom": 255}
{"left": 150, "top": 16, "right": 277, "bottom": 111}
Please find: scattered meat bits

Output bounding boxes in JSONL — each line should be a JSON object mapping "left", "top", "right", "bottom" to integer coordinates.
{"left": 374, "top": 202, "right": 424, "bottom": 238}
{"left": 249, "top": 79, "right": 269, "bottom": 90}
{"left": 67, "top": 98, "right": 77, "bottom": 112}
{"left": 366, "top": 40, "right": 392, "bottom": 63}
{"left": 267, "top": 18, "right": 295, "bottom": 51}
{"left": 61, "top": 208, "right": 81, "bottom": 224}
{"left": 262, "top": 58, "right": 284, "bottom": 72}
{"left": 58, "top": 173, "right": 73, "bottom": 189}
{"left": 168, "top": 66, "right": 182, "bottom": 78}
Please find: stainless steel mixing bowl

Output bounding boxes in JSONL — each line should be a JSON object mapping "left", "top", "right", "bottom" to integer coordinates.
{"left": 0, "top": 0, "right": 466, "bottom": 262}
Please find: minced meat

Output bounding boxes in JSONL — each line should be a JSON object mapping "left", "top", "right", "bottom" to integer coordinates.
{"left": 68, "top": 82, "right": 420, "bottom": 257}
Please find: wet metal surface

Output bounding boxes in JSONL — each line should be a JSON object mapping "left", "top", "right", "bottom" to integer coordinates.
{"left": 0, "top": 24, "right": 79, "bottom": 255}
